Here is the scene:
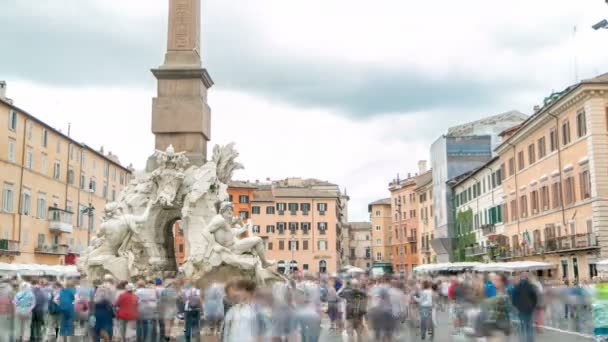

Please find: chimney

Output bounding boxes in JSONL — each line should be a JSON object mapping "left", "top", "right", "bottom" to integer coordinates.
{"left": 418, "top": 160, "right": 428, "bottom": 174}
{"left": 533, "top": 105, "right": 540, "bottom": 112}
{"left": 0, "top": 81, "right": 6, "bottom": 100}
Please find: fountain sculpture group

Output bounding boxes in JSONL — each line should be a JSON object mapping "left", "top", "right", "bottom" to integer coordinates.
{"left": 78, "top": 144, "right": 281, "bottom": 288}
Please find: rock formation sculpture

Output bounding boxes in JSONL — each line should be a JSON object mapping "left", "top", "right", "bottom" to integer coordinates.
{"left": 78, "top": 144, "right": 282, "bottom": 286}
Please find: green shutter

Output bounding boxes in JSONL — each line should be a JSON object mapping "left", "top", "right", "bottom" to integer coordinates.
{"left": 496, "top": 205, "right": 502, "bottom": 223}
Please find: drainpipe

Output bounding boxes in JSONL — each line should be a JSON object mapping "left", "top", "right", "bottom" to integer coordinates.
{"left": 16, "top": 118, "right": 28, "bottom": 243}
{"left": 547, "top": 112, "right": 567, "bottom": 228}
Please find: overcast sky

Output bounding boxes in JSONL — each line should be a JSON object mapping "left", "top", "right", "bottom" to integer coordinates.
{"left": 3, "top": 0, "right": 608, "bottom": 221}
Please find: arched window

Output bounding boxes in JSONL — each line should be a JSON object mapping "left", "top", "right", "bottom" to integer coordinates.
{"left": 319, "top": 260, "right": 327, "bottom": 273}
{"left": 290, "top": 260, "right": 298, "bottom": 273}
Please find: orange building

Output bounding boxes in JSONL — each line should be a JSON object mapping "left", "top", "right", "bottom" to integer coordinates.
{"left": 173, "top": 220, "right": 185, "bottom": 266}
{"left": 388, "top": 174, "right": 419, "bottom": 275}
{"left": 228, "top": 181, "right": 257, "bottom": 221}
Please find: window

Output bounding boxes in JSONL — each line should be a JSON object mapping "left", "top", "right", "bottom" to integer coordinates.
{"left": 266, "top": 225, "right": 275, "bottom": 234}
{"left": 252, "top": 206, "right": 260, "bottom": 215}
{"left": 376, "top": 238, "right": 381, "bottom": 245}
{"left": 41, "top": 154, "right": 47, "bottom": 175}
{"left": 266, "top": 206, "right": 275, "bottom": 215}
{"left": 111, "top": 189, "right": 116, "bottom": 201}
{"left": 518, "top": 151, "right": 525, "bottom": 171}
{"left": 277, "top": 202, "right": 286, "bottom": 214}
{"left": 303, "top": 240, "right": 309, "bottom": 250}
{"left": 178, "top": 244, "right": 184, "bottom": 253}
{"left": 238, "top": 211, "right": 249, "bottom": 219}
{"left": 37, "top": 234, "right": 45, "bottom": 247}
{"left": 519, "top": 195, "right": 528, "bottom": 218}
{"left": 25, "top": 147, "right": 33, "bottom": 168}
{"left": 376, "top": 252, "right": 382, "bottom": 261}
{"left": 252, "top": 225, "right": 260, "bottom": 233}
{"left": 89, "top": 178, "right": 96, "bottom": 193}
{"left": 375, "top": 210, "right": 381, "bottom": 217}
{"left": 510, "top": 200, "right": 518, "bottom": 221}
{"left": 21, "top": 190, "right": 31, "bottom": 215}
{"left": 531, "top": 190, "right": 539, "bottom": 214}
{"left": 36, "top": 193, "right": 46, "bottom": 219}
{"left": 289, "top": 240, "right": 298, "bottom": 251}
{"left": 301, "top": 222, "right": 310, "bottom": 234}
{"left": 53, "top": 161, "right": 61, "bottom": 179}
{"left": 56, "top": 139, "right": 61, "bottom": 154}
{"left": 538, "top": 137, "right": 546, "bottom": 159}
{"left": 112, "top": 168, "right": 117, "bottom": 181}
{"left": 550, "top": 127, "right": 557, "bottom": 152}
{"left": 2, "top": 184, "right": 14, "bottom": 213}
{"left": 267, "top": 242, "right": 273, "bottom": 250}
{"left": 289, "top": 222, "right": 298, "bottom": 234}
{"left": 301, "top": 203, "right": 311, "bottom": 214}
{"left": 318, "top": 222, "right": 327, "bottom": 234}
{"left": 540, "top": 185, "right": 550, "bottom": 210}
{"left": 80, "top": 172, "right": 86, "bottom": 190}
{"left": 67, "top": 168, "right": 75, "bottom": 185}
{"left": 8, "top": 110, "right": 17, "bottom": 131}
{"left": 7, "top": 138, "right": 16, "bottom": 163}
{"left": 238, "top": 195, "right": 249, "bottom": 203}
{"left": 375, "top": 225, "right": 381, "bottom": 231}
{"left": 78, "top": 205, "right": 86, "bottom": 227}
{"left": 317, "top": 203, "right": 327, "bottom": 214}
{"left": 66, "top": 200, "right": 73, "bottom": 213}
{"left": 27, "top": 121, "right": 33, "bottom": 141}
{"left": 102, "top": 183, "right": 108, "bottom": 198}
{"left": 318, "top": 240, "right": 327, "bottom": 251}
{"left": 577, "top": 110, "right": 587, "bottom": 138}
{"left": 528, "top": 144, "right": 536, "bottom": 165}
{"left": 277, "top": 222, "right": 286, "bottom": 234}
{"left": 42, "top": 129, "right": 48, "bottom": 148}
{"left": 103, "top": 162, "right": 109, "bottom": 177}
{"left": 564, "top": 176, "right": 576, "bottom": 205}
{"left": 551, "top": 182, "right": 562, "bottom": 209}
{"left": 507, "top": 157, "right": 514, "bottom": 176}
{"left": 288, "top": 203, "right": 298, "bottom": 214}
{"left": 228, "top": 194, "right": 233, "bottom": 203}
{"left": 319, "top": 260, "right": 327, "bottom": 273}
{"left": 120, "top": 173, "right": 125, "bottom": 185}
{"left": 580, "top": 170, "right": 592, "bottom": 199}
{"left": 279, "top": 240, "right": 285, "bottom": 250}
{"left": 562, "top": 120, "right": 571, "bottom": 145}
{"left": 80, "top": 151, "right": 86, "bottom": 168}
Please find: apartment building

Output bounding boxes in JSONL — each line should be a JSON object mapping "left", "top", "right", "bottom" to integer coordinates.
{"left": 388, "top": 174, "right": 419, "bottom": 274}
{"left": 495, "top": 73, "right": 608, "bottom": 281}
{"left": 249, "top": 178, "right": 346, "bottom": 274}
{"left": 346, "top": 222, "right": 372, "bottom": 269}
{"left": 452, "top": 156, "right": 507, "bottom": 262}
{"left": 368, "top": 198, "right": 392, "bottom": 264}
{"left": 0, "top": 92, "right": 131, "bottom": 265}
{"left": 416, "top": 165, "right": 435, "bottom": 264}
{"left": 228, "top": 180, "right": 257, "bottom": 220}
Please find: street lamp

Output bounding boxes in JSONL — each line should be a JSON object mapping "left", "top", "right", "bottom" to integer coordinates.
{"left": 290, "top": 233, "right": 296, "bottom": 274}
{"left": 82, "top": 183, "right": 95, "bottom": 246}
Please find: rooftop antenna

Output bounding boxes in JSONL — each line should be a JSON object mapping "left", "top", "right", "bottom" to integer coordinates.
{"left": 67, "top": 122, "right": 71, "bottom": 137}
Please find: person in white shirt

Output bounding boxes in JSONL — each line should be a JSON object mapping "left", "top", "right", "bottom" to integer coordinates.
{"left": 415, "top": 281, "right": 434, "bottom": 340}
{"left": 223, "top": 279, "right": 259, "bottom": 342}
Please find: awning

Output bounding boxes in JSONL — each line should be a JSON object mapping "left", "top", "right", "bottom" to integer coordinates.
{"left": 413, "top": 262, "right": 482, "bottom": 273}
{"left": 473, "top": 261, "right": 555, "bottom": 273}
{"left": 0, "top": 263, "right": 79, "bottom": 277}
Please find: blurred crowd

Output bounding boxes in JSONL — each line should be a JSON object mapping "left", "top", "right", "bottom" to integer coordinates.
{"left": 0, "top": 270, "right": 598, "bottom": 342}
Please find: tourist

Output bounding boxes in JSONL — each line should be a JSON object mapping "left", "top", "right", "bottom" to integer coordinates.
{"left": 180, "top": 279, "right": 201, "bottom": 342}
{"left": 203, "top": 282, "right": 225, "bottom": 340}
{"left": 47, "top": 282, "right": 62, "bottom": 341}
{"left": 223, "top": 279, "right": 259, "bottom": 342}
{"left": 158, "top": 279, "right": 178, "bottom": 342}
{"left": 14, "top": 281, "right": 36, "bottom": 342}
{"left": 30, "top": 279, "right": 48, "bottom": 342}
{"left": 75, "top": 276, "right": 94, "bottom": 340}
{"left": 94, "top": 282, "right": 115, "bottom": 342}
{"left": 339, "top": 279, "right": 368, "bottom": 342}
{"left": 270, "top": 282, "right": 295, "bottom": 341}
{"left": 58, "top": 279, "right": 76, "bottom": 341}
{"left": 152, "top": 278, "right": 165, "bottom": 342}
{"left": 326, "top": 282, "right": 339, "bottom": 331}
{"left": 368, "top": 284, "right": 396, "bottom": 342}
{"left": 512, "top": 273, "right": 538, "bottom": 342}
{"left": 295, "top": 275, "right": 322, "bottom": 342}
{"left": 479, "top": 273, "right": 512, "bottom": 342}
{"left": 414, "top": 280, "right": 434, "bottom": 340}
{"left": 135, "top": 279, "right": 157, "bottom": 342}
{"left": 115, "top": 283, "right": 138, "bottom": 342}
{"left": 0, "top": 279, "right": 14, "bottom": 342}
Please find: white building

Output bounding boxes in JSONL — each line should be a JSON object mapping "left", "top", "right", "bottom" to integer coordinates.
{"left": 452, "top": 156, "right": 507, "bottom": 261}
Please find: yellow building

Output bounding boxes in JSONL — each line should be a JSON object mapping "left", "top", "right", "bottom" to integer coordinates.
{"left": 368, "top": 198, "right": 392, "bottom": 263}
{"left": 496, "top": 73, "right": 608, "bottom": 281}
{"left": 0, "top": 94, "right": 131, "bottom": 265}
{"left": 416, "top": 168, "right": 435, "bottom": 264}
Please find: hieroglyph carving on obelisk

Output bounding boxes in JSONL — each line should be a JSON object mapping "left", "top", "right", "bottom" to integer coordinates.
{"left": 150, "top": 0, "right": 213, "bottom": 169}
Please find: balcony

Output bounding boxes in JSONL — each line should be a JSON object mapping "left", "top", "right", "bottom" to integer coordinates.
{"left": 421, "top": 244, "right": 431, "bottom": 253}
{"left": 35, "top": 244, "right": 69, "bottom": 255}
{"left": 48, "top": 208, "right": 73, "bottom": 234}
{"left": 481, "top": 224, "right": 496, "bottom": 236}
{"left": 465, "top": 245, "right": 486, "bottom": 257}
{"left": 0, "top": 240, "right": 20, "bottom": 255}
{"left": 545, "top": 233, "right": 598, "bottom": 253}
{"left": 407, "top": 236, "right": 417, "bottom": 243}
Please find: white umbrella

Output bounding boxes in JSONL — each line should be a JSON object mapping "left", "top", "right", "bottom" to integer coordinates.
{"left": 346, "top": 267, "right": 366, "bottom": 274}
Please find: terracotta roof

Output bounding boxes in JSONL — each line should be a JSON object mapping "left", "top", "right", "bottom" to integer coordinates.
{"left": 272, "top": 188, "right": 339, "bottom": 198}
{"left": 252, "top": 190, "right": 274, "bottom": 202}
{"left": 228, "top": 180, "right": 259, "bottom": 189}
{"left": 368, "top": 198, "right": 391, "bottom": 206}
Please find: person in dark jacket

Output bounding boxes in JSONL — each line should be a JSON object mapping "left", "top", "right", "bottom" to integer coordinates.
{"left": 512, "top": 273, "right": 538, "bottom": 342}
{"left": 31, "top": 279, "right": 49, "bottom": 342}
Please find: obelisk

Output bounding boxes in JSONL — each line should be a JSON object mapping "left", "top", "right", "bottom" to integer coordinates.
{"left": 149, "top": 0, "right": 213, "bottom": 168}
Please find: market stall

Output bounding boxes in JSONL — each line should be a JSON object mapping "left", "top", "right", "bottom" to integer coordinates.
{"left": 0, "top": 263, "right": 79, "bottom": 278}
{"left": 413, "top": 262, "right": 482, "bottom": 274}
{"left": 473, "top": 261, "right": 555, "bottom": 273}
